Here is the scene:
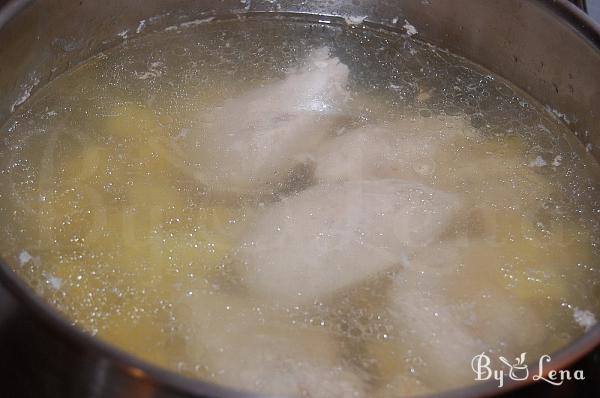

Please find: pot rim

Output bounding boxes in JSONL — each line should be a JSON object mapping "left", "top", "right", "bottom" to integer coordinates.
{"left": 0, "top": 0, "right": 599, "bottom": 397}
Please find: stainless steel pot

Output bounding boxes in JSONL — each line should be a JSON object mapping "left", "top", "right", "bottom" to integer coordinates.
{"left": 1, "top": 1, "right": 599, "bottom": 397}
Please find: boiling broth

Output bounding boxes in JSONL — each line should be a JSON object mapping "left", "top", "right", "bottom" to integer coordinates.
{"left": 1, "top": 17, "right": 599, "bottom": 397}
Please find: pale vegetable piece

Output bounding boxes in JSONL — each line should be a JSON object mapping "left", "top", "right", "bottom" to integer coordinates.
{"left": 312, "top": 115, "right": 472, "bottom": 183}
{"left": 461, "top": 209, "right": 592, "bottom": 302}
{"left": 103, "top": 103, "right": 192, "bottom": 176}
{"left": 236, "top": 179, "right": 462, "bottom": 303}
{"left": 61, "top": 104, "right": 178, "bottom": 189}
{"left": 60, "top": 145, "right": 110, "bottom": 185}
{"left": 126, "top": 175, "right": 186, "bottom": 227}
{"left": 182, "top": 47, "right": 350, "bottom": 194}
{"left": 43, "top": 106, "right": 238, "bottom": 343}
{"left": 44, "top": 203, "right": 236, "bottom": 369}
{"left": 176, "top": 289, "right": 364, "bottom": 398}
{"left": 36, "top": 183, "right": 110, "bottom": 250}
{"left": 436, "top": 134, "right": 553, "bottom": 210}
{"left": 104, "top": 104, "right": 163, "bottom": 139}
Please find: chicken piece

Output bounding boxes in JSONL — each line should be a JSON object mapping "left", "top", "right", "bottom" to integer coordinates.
{"left": 236, "top": 179, "right": 462, "bottom": 303}
{"left": 176, "top": 289, "right": 364, "bottom": 397}
{"left": 312, "top": 119, "right": 551, "bottom": 213}
{"left": 389, "top": 242, "right": 547, "bottom": 391}
{"left": 182, "top": 47, "right": 350, "bottom": 194}
{"left": 312, "top": 115, "right": 472, "bottom": 183}
{"left": 390, "top": 270, "right": 488, "bottom": 390}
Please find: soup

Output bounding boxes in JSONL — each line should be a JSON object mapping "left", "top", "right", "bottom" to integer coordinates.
{"left": 1, "top": 17, "right": 599, "bottom": 397}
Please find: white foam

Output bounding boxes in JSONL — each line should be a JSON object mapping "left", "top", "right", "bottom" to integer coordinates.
{"left": 545, "top": 105, "right": 571, "bottom": 124}
{"left": 180, "top": 17, "right": 215, "bottom": 28}
{"left": 10, "top": 75, "right": 40, "bottom": 113}
{"left": 528, "top": 156, "right": 547, "bottom": 167}
{"left": 403, "top": 19, "right": 418, "bottom": 36}
{"left": 136, "top": 19, "right": 146, "bottom": 34}
{"left": 135, "top": 61, "right": 165, "bottom": 80}
{"left": 573, "top": 308, "right": 597, "bottom": 332}
{"left": 18, "top": 250, "right": 32, "bottom": 266}
{"left": 344, "top": 16, "right": 367, "bottom": 26}
{"left": 47, "top": 275, "right": 63, "bottom": 290}
{"left": 552, "top": 155, "right": 562, "bottom": 167}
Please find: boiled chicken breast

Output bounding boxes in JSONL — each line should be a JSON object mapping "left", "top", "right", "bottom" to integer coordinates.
{"left": 311, "top": 115, "right": 471, "bottom": 184}
{"left": 236, "top": 179, "right": 462, "bottom": 303}
{"left": 388, "top": 243, "right": 546, "bottom": 390}
{"left": 176, "top": 289, "right": 364, "bottom": 397}
{"left": 184, "top": 47, "right": 350, "bottom": 194}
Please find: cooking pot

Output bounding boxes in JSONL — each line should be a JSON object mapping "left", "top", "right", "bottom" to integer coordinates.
{"left": 1, "top": 0, "right": 600, "bottom": 397}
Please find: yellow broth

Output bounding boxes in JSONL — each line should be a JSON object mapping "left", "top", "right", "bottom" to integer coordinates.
{"left": 0, "top": 18, "right": 599, "bottom": 397}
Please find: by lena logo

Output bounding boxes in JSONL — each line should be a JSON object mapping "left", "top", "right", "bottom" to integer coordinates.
{"left": 471, "top": 352, "right": 585, "bottom": 388}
